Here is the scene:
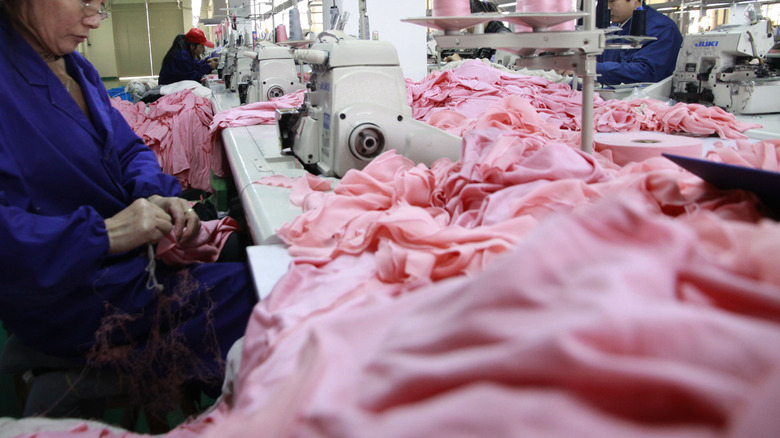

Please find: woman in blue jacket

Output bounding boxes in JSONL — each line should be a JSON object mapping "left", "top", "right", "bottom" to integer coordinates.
{"left": 0, "top": 0, "right": 256, "bottom": 416}
{"left": 596, "top": 0, "right": 683, "bottom": 85}
{"left": 158, "top": 28, "right": 219, "bottom": 85}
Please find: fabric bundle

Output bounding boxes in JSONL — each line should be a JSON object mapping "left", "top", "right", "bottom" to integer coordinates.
{"left": 111, "top": 89, "right": 222, "bottom": 192}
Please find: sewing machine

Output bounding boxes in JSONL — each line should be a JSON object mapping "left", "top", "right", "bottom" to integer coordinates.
{"left": 671, "top": 18, "right": 780, "bottom": 114}
{"left": 277, "top": 31, "right": 462, "bottom": 178}
{"left": 220, "top": 47, "right": 241, "bottom": 92}
{"left": 231, "top": 54, "right": 254, "bottom": 97}
{"left": 239, "top": 41, "right": 305, "bottom": 105}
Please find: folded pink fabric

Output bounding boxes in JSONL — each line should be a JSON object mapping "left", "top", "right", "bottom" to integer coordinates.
{"left": 156, "top": 216, "right": 239, "bottom": 265}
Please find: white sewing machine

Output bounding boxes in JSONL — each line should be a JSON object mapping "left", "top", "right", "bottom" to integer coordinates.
{"left": 671, "top": 18, "right": 780, "bottom": 114}
{"left": 277, "top": 31, "right": 461, "bottom": 178}
{"left": 220, "top": 47, "right": 241, "bottom": 92}
{"left": 239, "top": 41, "right": 305, "bottom": 105}
{"left": 232, "top": 55, "right": 254, "bottom": 97}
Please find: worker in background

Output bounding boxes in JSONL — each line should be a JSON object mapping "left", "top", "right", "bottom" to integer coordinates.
{"left": 596, "top": 0, "right": 683, "bottom": 85}
{"left": 0, "top": 0, "right": 256, "bottom": 418}
{"left": 158, "top": 27, "right": 219, "bottom": 85}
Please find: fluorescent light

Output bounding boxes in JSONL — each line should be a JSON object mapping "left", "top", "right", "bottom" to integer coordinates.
{"left": 118, "top": 75, "right": 158, "bottom": 81}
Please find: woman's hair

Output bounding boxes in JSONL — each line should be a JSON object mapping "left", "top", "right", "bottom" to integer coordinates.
{"left": 161, "top": 34, "right": 199, "bottom": 66}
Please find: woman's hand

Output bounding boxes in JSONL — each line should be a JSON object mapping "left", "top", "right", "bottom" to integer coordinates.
{"left": 104, "top": 198, "right": 175, "bottom": 254}
{"left": 146, "top": 195, "right": 201, "bottom": 244}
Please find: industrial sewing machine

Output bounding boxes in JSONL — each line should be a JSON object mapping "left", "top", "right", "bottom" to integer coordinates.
{"left": 238, "top": 41, "right": 305, "bottom": 105}
{"left": 671, "top": 18, "right": 780, "bottom": 114}
{"left": 220, "top": 47, "right": 241, "bottom": 92}
{"left": 230, "top": 53, "right": 254, "bottom": 95}
{"left": 276, "top": 31, "right": 462, "bottom": 178}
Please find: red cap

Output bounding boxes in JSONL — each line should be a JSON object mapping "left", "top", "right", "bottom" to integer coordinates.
{"left": 185, "top": 28, "right": 215, "bottom": 48}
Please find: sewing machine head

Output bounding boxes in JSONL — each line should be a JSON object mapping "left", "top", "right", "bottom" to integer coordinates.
{"left": 277, "top": 31, "right": 461, "bottom": 178}
{"left": 671, "top": 18, "right": 780, "bottom": 114}
{"left": 221, "top": 47, "right": 242, "bottom": 92}
{"left": 239, "top": 42, "right": 305, "bottom": 105}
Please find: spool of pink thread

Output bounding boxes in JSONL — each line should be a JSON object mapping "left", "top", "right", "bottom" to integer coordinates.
{"left": 276, "top": 24, "right": 288, "bottom": 43}
{"left": 520, "top": 0, "right": 575, "bottom": 30}
{"left": 433, "top": 0, "right": 471, "bottom": 17}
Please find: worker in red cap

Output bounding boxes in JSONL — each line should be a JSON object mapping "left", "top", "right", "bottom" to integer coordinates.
{"left": 158, "top": 28, "right": 219, "bottom": 85}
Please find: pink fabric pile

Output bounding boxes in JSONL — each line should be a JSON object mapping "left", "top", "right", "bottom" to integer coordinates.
{"left": 18, "top": 62, "right": 780, "bottom": 438}
{"left": 204, "top": 60, "right": 760, "bottom": 146}
{"left": 211, "top": 135, "right": 780, "bottom": 438}
{"left": 411, "top": 60, "right": 761, "bottom": 138}
{"left": 111, "top": 90, "right": 220, "bottom": 192}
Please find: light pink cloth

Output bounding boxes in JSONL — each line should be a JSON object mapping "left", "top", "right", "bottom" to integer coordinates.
{"left": 156, "top": 216, "right": 239, "bottom": 265}
{"left": 253, "top": 173, "right": 333, "bottom": 210}
{"left": 410, "top": 60, "right": 761, "bottom": 140}
{"left": 111, "top": 90, "right": 218, "bottom": 192}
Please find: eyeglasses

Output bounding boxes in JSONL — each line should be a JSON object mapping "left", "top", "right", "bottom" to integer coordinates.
{"left": 78, "top": 0, "right": 109, "bottom": 21}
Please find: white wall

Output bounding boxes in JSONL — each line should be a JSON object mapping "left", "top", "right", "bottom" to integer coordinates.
{"left": 81, "top": 14, "right": 118, "bottom": 78}
{"left": 340, "top": 0, "right": 427, "bottom": 81}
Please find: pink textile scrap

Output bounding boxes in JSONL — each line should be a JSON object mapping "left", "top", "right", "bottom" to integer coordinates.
{"left": 253, "top": 173, "right": 333, "bottom": 210}
{"left": 156, "top": 216, "right": 239, "bottom": 265}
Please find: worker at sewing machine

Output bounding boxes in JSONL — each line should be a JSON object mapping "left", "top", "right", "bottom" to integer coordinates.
{"left": 596, "top": 0, "right": 683, "bottom": 85}
{"left": 158, "top": 28, "right": 219, "bottom": 85}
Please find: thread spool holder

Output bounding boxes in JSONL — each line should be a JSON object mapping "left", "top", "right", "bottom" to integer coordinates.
{"left": 403, "top": 3, "right": 651, "bottom": 154}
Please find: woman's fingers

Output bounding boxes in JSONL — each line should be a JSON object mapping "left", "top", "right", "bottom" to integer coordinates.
{"left": 105, "top": 198, "right": 173, "bottom": 254}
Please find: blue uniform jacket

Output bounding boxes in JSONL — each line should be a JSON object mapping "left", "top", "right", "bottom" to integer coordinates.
{"left": 596, "top": 6, "right": 683, "bottom": 86}
{"left": 0, "top": 13, "right": 184, "bottom": 357}
{"left": 158, "top": 49, "right": 213, "bottom": 85}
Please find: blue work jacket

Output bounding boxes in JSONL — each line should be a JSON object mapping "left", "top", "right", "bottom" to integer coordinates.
{"left": 0, "top": 13, "right": 183, "bottom": 358}
{"left": 158, "top": 49, "right": 213, "bottom": 85}
{"left": 596, "top": 6, "right": 683, "bottom": 85}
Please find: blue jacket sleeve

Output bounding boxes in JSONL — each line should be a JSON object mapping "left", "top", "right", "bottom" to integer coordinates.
{"left": 0, "top": 203, "right": 109, "bottom": 306}
{"left": 596, "top": 8, "right": 683, "bottom": 85}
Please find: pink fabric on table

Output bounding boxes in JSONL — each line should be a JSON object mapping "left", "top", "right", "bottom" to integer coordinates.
{"left": 706, "top": 139, "right": 780, "bottom": 171}
{"left": 408, "top": 60, "right": 761, "bottom": 142}
{"left": 156, "top": 216, "right": 239, "bottom": 265}
{"left": 207, "top": 91, "right": 305, "bottom": 174}
{"left": 209, "top": 90, "right": 305, "bottom": 132}
{"left": 110, "top": 90, "right": 217, "bottom": 192}
{"left": 254, "top": 173, "right": 333, "bottom": 209}
{"left": 212, "top": 194, "right": 780, "bottom": 438}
